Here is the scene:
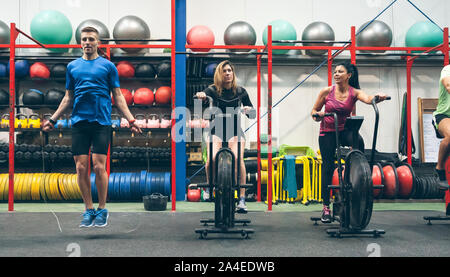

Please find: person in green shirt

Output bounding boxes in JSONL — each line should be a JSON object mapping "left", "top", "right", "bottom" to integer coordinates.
{"left": 433, "top": 64, "right": 450, "bottom": 188}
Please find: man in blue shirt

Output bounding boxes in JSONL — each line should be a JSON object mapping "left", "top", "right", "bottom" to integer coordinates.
{"left": 43, "top": 26, "right": 142, "bottom": 228}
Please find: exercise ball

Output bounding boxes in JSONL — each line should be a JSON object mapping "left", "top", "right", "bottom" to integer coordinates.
{"left": 0, "top": 20, "right": 10, "bottom": 44}
{"left": 50, "top": 63, "right": 67, "bottom": 78}
{"left": 155, "top": 86, "right": 171, "bottom": 105}
{"left": 44, "top": 89, "right": 65, "bottom": 105}
{"left": 204, "top": 62, "right": 217, "bottom": 77}
{"left": 133, "top": 87, "right": 154, "bottom": 105}
{"left": 0, "top": 89, "right": 9, "bottom": 105}
{"left": 135, "top": 63, "right": 156, "bottom": 78}
{"left": 116, "top": 61, "right": 135, "bottom": 78}
{"left": 356, "top": 20, "right": 392, "bottom": 53}
{"left": 29, "top": 62, "right": 50, "bottom": 79}
{"left": 224, "top": 21, "right": 256, "bottom": 52}
{"left": 405, "top": 21, "right": 443, "bottom": 50}
{"left": 302, "top": 21, "right": 335, "bottom": 56}
{"left": 187, "top": 25, "right": 215, "bottom": 52}
{"left": 30, "top": 10, "right": 72, "bottom": 52}
{"left": 263, "top": 19, "right": 297, "bottom": 55}
{"left": 23, "top": 89, "right": 44, "bottom": 106}
{"left": 157, "top": 60, "right": 171, "bottom": 78}
{"left": 75, "top": 19, "right": 110, "bottom": 44}
{"left": 0, "top": 63, "right": 6, "bottom": 77}
{"left": 113, "top": 15, "right": 150, "bottom": 54}
{"left": 7, "top": 60, "right": 30, "bottom": 78}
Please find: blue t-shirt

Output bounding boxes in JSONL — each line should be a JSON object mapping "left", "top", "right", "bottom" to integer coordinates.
{"left": 66, "top": 56, "right": 120, "bottom": 126}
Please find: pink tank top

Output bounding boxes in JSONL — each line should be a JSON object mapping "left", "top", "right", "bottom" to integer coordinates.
{"left": 320, "top": 85, "right": 358, "bottom": 133}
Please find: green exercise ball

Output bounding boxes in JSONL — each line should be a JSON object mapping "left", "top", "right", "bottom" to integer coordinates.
{"left": 405, "top": 21, "right": 443, "bottom": 50}
{"left": 262, "top": 19, "right": 297, "bottom": 55}
{"left": 30, "top": 10, "right": 72, "bottom": 52}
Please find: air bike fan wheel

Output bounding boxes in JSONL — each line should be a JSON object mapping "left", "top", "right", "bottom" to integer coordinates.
{"left": 215, "top": 151, "right": 234, "bottom": 229}
{"left": 344, "top": 150, "right": 374, "bottom": 231}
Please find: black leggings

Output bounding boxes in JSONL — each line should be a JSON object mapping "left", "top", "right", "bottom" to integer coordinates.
{"left": 319, "top": 130, "right": 365, "bottom": 206}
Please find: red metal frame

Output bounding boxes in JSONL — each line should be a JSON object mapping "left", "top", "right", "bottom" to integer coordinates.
{"left": 256, "top": 50, "right": 262, "bottom": 202}
{"left": 170, "top": 0, "right": 176, "bottom": 211}
{"left": 267, "top": 26, "right": 273, "bottom": 212}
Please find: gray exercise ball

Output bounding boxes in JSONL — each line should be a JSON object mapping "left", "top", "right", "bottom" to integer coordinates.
{"left": 0, "top": 20, "right": 10, "bottom": 44}
{"left": 302, "top": 21, "right": 335, "bottom": 56}
{"left": 113, "top": 15, "right": 150, "bottom": 54}
{"left": 356, "top": 20, "right": 392, "bottom": 53}
{"left": 75, "top": 19, "right": 110, "bottom": 44}
{"left": 224, "top": 21, "right": 256, "bottom": 52}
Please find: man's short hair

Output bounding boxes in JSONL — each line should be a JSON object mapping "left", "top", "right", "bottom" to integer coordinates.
{"left": 80, "top": 26, "right": 99, "bottom": 36}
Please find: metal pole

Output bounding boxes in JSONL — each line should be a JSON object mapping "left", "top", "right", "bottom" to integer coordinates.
{"left": 267, "top": 26, "right": 273, "bottom": 212}
{"left": 257, "top": 50, "right": 262, "bottom": 202}
{"left": 8, "top": 23, "right": 17, "bottom": 212}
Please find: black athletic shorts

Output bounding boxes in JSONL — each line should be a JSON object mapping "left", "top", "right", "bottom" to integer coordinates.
{"left": 71, "top": 120, "right": 111, "bottom": 156}
{"left": 433, "top": 114, "right": 449, "bottom": 139}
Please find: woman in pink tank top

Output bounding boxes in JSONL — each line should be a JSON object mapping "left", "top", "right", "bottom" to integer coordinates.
{"left": 311, "top": 61, "right": 388, "bottom": 223}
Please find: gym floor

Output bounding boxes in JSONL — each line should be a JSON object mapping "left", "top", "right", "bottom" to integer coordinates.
{"left": 1, "top": 201, "right": 449, "bottom": 257}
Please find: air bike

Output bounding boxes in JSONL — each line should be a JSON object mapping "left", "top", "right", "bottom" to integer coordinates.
{"left": 311, "top": 96, "right": 390, "bottom": 238}
{"left": 193, "top": 95, "right": 256, "bottom": 239}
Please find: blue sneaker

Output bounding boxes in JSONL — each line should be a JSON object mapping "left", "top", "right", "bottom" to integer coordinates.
{"left": 80, "top": 209, "right": 96, "bottom": 228}
{"left": 94, "top": 208, "right": 109, "bottom": 227}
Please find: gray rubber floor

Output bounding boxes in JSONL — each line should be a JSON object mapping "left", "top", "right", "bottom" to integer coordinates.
{"left": 0, "top": 210, "right": 449, "bottom": 257}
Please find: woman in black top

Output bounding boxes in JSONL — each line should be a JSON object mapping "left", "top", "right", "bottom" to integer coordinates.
{"left": 195, "top": 60, "right": 253, "bottom": 213}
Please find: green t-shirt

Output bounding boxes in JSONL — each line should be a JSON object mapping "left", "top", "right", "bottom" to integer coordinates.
{"left": 434, "top": 65, "right": 450, "bottom": 117}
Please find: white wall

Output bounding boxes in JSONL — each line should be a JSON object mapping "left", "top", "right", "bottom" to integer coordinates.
{"left": 0, "top": 0, "right": 448, "bottom": 160}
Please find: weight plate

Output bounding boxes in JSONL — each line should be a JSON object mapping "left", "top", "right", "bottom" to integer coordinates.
{"left": 57, "top": 174, "right": 68, "bottom": 201}
{"left": 108, "top": 173, "right": 116, "bottom": 200}
{"left": 0, "top": 174, "right": 6, "bottom": 201}
{"left": 344, "top": 150, "right": 373, "bottom": 231}
{"left": 32, "top": 173, "right": 42, "bottom": 201}
{"left": 119, "top": 173, "right": 126, "bottom": 200}
{"left": 139, "top": 170, "right": 147, "bottom": 197}
{"left": 15, "top": 173, "right": 23, "bottom": 201}
{"left": 72, "top": 174, "right": 81, "bottom": 199}
{"left": 50, "top": 173, "right": 60, "bottom": 201}
{"left": 164, "top": 172, "right": 171, "bottom": 196}
{"left": 150, "top": 173, "right": 157, "bottom": 194}
{"left": 24, "top": 173, "right": 32, "bottom": 201}
{"left": 130, "top": 172, "right": 138, "bottom": 200}
{"left": 145, "top": 172, "right": 152, "bottom": 195}
{"left": 40, "top": 174, "right": 49, "bottom": 201}
{"left": 29, "top": 173, "right": 37, "bottom": 201}
{"left": 114, "top": 173, "right": 121, "bottom": 201}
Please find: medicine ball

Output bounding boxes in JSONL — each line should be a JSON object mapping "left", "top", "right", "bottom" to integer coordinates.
{"left": 0, "top": 63, "right": 6, "bottom": 77}
{"left": 116, "top": 61, "right": 135, "bottom": 78}
{"left": 135, "top": 63, "right": 156, "bottom": 78}
{"left": 44, "top": 89, "right": 65, "bottom": 105}
{"left": 155, "top": 86, "right": 171, "bottom": 105}
{"left": 204, "top": 62, "right": 217, "bottom": 77}
{"left": 7, "top": 60, "right": 30, "bottom": 78}
{"left": 0, "top": 88, "right": 8, "bottom": 105}
{"left": 50, "top": 63, "right": 67, "bottom": 78}
{"left": 133, "top": 87, "right": 154, "bottom": 105}
{"left": 23, "top": 89, "right": 44, "bottom": 106}
{"left": 29, "top": 62, "right": 50, "bottom": 78}
{"left": 157, "top": 60, "right": 171, "bottom": 78}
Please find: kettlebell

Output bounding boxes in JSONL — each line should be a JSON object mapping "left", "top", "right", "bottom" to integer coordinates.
{"left": 135, "top": 114, "right": 147, "bottom": 128}
{"left": 28, "top": 114, "right": 41, "bottom": 128}
{"left": 15, "top": 114, "right": 28, "bottom": 128}
{"left": 111, "top": 114, "right": 120, "bottom": 129}
{"left": 147, "top": 114, "right": 160, "bottom": 128}
{"left": 1, "top": 114, "right": 9, "bottom": 128}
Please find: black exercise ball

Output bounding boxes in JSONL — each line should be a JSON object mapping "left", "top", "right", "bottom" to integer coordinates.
{"left": 50, "top": 63, "right": 67, "bottom": 78}
{"left": 44, "top": 89, "right": 65, "bottom": 105}
{"left": 0, "top": 88, "right": 8, "bottom": 105}
{"left": 135, "top": 63, "right": 156, "bottom": 78}
{"left": 23, "top": 89, "right": 44, "bottom": 106}
{"left": 157, "top": 60, "right": 171, "bottom": 78}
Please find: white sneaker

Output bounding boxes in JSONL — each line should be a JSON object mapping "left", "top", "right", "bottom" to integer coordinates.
{"left": 236, "top": 199, "right": 248, "bottom": 214}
